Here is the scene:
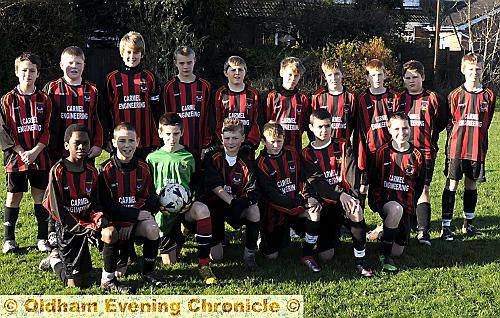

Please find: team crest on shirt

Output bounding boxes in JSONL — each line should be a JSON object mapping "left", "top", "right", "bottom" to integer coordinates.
{"left": 458, "top": 103, "right": 467, "bottom": 108}
{"left": 405, "top": 164, "right": 414, "bottom": 176}
{"left": 85, "top": 181, "right": 93, "bottom": 194}
{"left": 421, "top": 100, "right": 429, "bottom": 111}
{"left": 246, "top": 98, "right": 253, "bottom": 109}
{"left": 36, "top": 103, "right": 44, "bottom": 113}
{"left": 343, "top": 104, "right": 350, "bottom": 113}
{"left": 140, "top": 80, "right": 148, "bottom": 92}
{"left": 180, "top": 162, "right": 188, "bottom": 171}
{"left": 288, "top": 161, "right": 296, "bottom": 172}
{"left": 137, "top": 179, "right": 143, "bottom": 190}
{"left": 296, "top": 104, "right": 302, "bottom": 113}
{"left": 233, "top": 172, "right": 242, "bottom": 185}
{"left": 480, "top": 101, "right": 488, "bottom": 112}
{"left": 387, "top": 98, "right": 393, "bottom": 111}
{"left": 84, "top": 93, "right": 91, "bottom": 102}
{"left": 196, "top": 94, "right": 203, "bottom": 102}
{"left": 222, "top": 99, "right": 230, "bottom": 109}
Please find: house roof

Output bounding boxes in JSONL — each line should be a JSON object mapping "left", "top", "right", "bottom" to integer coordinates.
{"left": 230, "top": 0, "right": 329, "bottom": 18}
{"left": 444, "top": 0, "right": 500, "bottom": 28}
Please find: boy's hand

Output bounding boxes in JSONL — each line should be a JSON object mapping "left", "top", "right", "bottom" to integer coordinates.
{"left": 339, "top": 192, "right": 360, "bottom": 215}
{"left": 96, "top": 216, "right": 109, "bottom": 229}
{"left": 21, "top": 149, "right": 39, "bottom": 165}
{"left": 88, "top": 146, "right": 103, "bottom": 159}
{"left": 305, "top": 197, "right": 322, "bottom": 214}
{"left": 138, "top": 210, "right": 153, "bottom": 221}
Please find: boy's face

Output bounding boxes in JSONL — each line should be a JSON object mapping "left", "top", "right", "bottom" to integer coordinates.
{"left": 309, "top": 118, "right": 332, "bottom": 142}
{"left": 323, "top": 68, "right": 343, "bottom": 89}
{"left": 112, "top": 129, "right": 138, "bottom": 161}
{"left": 388, "top": 118, "right": 410, "bottom": 144}
{"left": 60, "top": 53, "right": 85, "bottom": 82}
{"left": 121, "top": 44, "right": 142, "bottom": 68}
{"left": 367, "top": 69, "right": 386, "bottom": 89}
{"left": 461, "top": 61, "right": 483, "bottom": 84}
{"left": 280, "top": 66, "right": 301, "bottom": 90}
{"left": 263, "top": 132, "right": 284, "bottom": 155}
{"left": 15, "top": 61, "right": 39, "bottom": 87}
{"left": 65, "top": 131, "right": 90, "bottom": 161}
{"left": 175, "top": 54, "right": 195, "bottom": 78}
{"left": 224, "top": 63, "right": 246, "bottom": 86}
{"left": 403, "top": 69, "right": 424, "bottom": 93}
{"left": 158, "top": 124, "right": 182, "bottom": 151}
{"left": 222, "top": 130, "right": 244, "bottom": 156}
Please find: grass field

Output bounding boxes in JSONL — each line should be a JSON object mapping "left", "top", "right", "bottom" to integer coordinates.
{"left": 1, "top": 108, "right": 499, "bottom": 317}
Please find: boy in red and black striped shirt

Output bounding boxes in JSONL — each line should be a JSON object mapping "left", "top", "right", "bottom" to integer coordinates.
{"left": 310, "top": 58, "right": 357, "bottom": 143}
{"left": 257, "top": 121, "right": 322, "bottom": 272}
{"left": 44, "top": 46, "right": 104, "bottom": 163}
{"left": 0, "top": 53, "right": 52, "bottom": 254}
{"left": 397, "top": 60, "right": 447, "bottom": 245}
{"left": 214, "top": 56, "right": 260, "bottom": 158}
{"left": 368, "top": 113, "right": 425, "bottom": 272}
{"left": 162, "top": 46, "right": 212, "bottom": 161}
{"left": 98, "top": 122, "right": 164, "bottom": 287}
{"left": 302, "top": 109, "right": 373, "bottom": 277}
{"left": 358, "top": 59, "right": 400, "bottom": 196}
{"left": 104, "top": 31, "right": 161, "bottom": 160}
{"left": 202, "top": 118, "right": 260, "bottom": 270}
{"left": 441, "top": 53, "right": 496, "bottom": 241}
{"left": 265, "top": 57, "right": 309, "bottom": 153}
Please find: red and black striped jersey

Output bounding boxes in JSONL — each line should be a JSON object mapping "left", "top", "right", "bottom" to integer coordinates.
{"left": 0, "top": 87, "right": 52, "bottom": 172}
{"left": 301, "top": 138, "right": 359, "bottom": 205}
{"left": 98, "top": 155, "right": 159, "bottom": 227}
{"left": 311, "top": 86, "right": 357, "bottom": 140}
{"left": 43, "top": 78, "right": 104, "bottom": 159}
{"left": 445, "top": 86, "right": 496, "bottom": 162}
{"left": 43, "top": 160, "right": 103, "bottom": 234}
{"left": 104, "top": 65, "right": 161, "bottom": 149}
{"left": 369, "top": 143, "right": 425, "bottom": 215}
{"left": 214, "top": 84, "right": 260, "bottom": 147}
{"left": 357, "top": 88, "right": 400, "bottom": 172}
{"left": 203, "top": 147, "right": 258, "bottom": 203}
{"left": 162, "top": 76, "right": 212, "bottom": 159}
{"left": 265, "top": 88, "right": 309, "bottom": 153}
{"left": 396, "top": 89, "right": 446, "bottom": 160}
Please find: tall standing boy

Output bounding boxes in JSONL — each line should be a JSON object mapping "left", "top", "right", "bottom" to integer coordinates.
{"left": 265, "top": 57, "right": 309, "bottom": 153}
{"left": 104, "top": 31, "right": 161, "bottom": 160}
{"left": 0, "top": 53, "right": 52, "bottom": 253}
{"left": 147, "top": 113, "right": 216, "bottom": 285}
{"left": 441, "top": 53, "right": 496, "bottom": 241}
{"left": 162, "top": 46, "right": 212, "bottom": 161}
{"left": 396, "top": 60, "right": 447, "bottom": 245}
{"left": 214, "top": 56, "right": 260, "bottom": 157}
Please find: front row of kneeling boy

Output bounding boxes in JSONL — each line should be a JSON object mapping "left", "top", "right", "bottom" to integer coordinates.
{"left": 39, "top": 109, "right": 421, "bottom": 291}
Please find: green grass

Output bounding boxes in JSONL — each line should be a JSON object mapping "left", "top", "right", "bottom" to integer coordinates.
{"left": 1, "top": 107, "right": 500, "bottom": 317}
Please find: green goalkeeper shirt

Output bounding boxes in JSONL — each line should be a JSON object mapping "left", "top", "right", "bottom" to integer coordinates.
{"left": 146, "top": 147, "right": 195, "bottom": 235}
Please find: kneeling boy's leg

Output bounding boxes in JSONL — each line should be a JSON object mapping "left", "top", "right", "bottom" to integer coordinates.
{"left": 242, "top": 204, "right": 260, "bottom": 258}
{"left": 185, "top": 201, "right": 213, "bottom": 267}
{"left": 136, "top": 219, "right": 160, "bottom": 273}
{"left": 380, "top": 201, "right": 403, "bottom": 258}
{"left": 392, "top": 213, "right": 410, "bottom": 257}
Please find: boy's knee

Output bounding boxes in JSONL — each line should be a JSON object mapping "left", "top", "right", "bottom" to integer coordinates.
{"left": 210, "top": 244, "right": 223, "bottom": 262}
{"left": 192, "top": 202, "right": 210, "bottom": 220}
{"left": 245, "top": 205, "right": 260, "bottom": 223}
{"left": 101, "top": 226, "right": 117, "bottom": 244}
{"left": 144, "top": 221, "right": 160, "bottom": 241}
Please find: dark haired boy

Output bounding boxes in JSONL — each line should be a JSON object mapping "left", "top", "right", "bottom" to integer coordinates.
{"left": 302, "top": 109, "right": 373, "bottom": 277}
{"left": 257, "top": 121, "right": 321, "bottom": 272}
{"left": 147, "top": 112, "right": 216, "bottom": 285}
{"left": 202, "top": 117, "right": 260, "bottom": 271}
{"left": 98, "top": 122, "right": 164, "bottom": 286}
{"left": 368, "top": 113, "right": 425, "bottom": 272}
{"left": 0, "top": 52, "right": 52, "bottom": 253}
{"left": 39, "top": 124, "right": 128, "bottom": 292}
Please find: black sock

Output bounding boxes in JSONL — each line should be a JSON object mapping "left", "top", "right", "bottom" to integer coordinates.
{"left": 53, "top": 262, "right": 68, "bottom": 285}
{"left": 349, "top": 219, "right": 367, "bottom": 258}
{"left": 380, "top": 226, "right": 397, "bottom": 257}
{"left": 303, "top": 219, "right": 319, "bottom": 257}
{"left": 143, "top": 238, "right": 159, "bottom": 274}
{"left": 34, "top": 204, "right": 49, "bottom": 239}
{"left": 441, "top": 189, "right": 456, "bottom": 227}
{"left": 4, "top": 207, "right": 19, "bottom": 241}
{"left": 117, "top": 241, "right": 131, "bottom": 269}
{"left": 245, "top": 220, "right": 260, "bottom": 251}
{"left": 102, "top": 242, "right": 118, "bottom": 273}
{"left": 463, "top": 189, "right": 478, "bottom": 227}
{"left": 416, "top": 202, "right": 431, "bottom": 232}
{"left": 48, "top": 217, "right": 55, "bottom": 234}
{"left": 358, "top": 193, "right": 367, "bottom": 209}
{"left": 196, "top": 217, "right": 212, "bottom": 261}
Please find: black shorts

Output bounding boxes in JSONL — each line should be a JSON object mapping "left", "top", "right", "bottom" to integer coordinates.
{"left": 424, "top": 159, "right": 435, "bottom": 186}
{"left": 316, "top": 204, "right": 344, "bottom": 253}
{"left": 444, "top": 159, "right": 483, "bottom": 181}
{"left": 205, "top": 199, "right": 247, "bottom": 245}
{"left": 259, "top": 215, "right": 305, "bottom": 256}
{"left": 378, "top": 205, "right": 410, "bottom": 247}
{"left": 6, "top": 170, "right": 49, "bottom": 193}
{"left": 55, "top": 223, "right": 94, "bottom": 279}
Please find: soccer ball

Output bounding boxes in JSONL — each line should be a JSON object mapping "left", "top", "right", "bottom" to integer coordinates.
{"left": 158, "top": 183, "right": 191, "bottom": 214}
